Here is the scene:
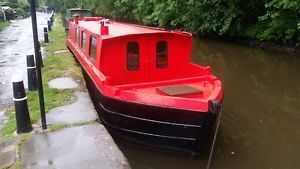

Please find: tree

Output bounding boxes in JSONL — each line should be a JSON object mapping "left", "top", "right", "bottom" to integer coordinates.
{"left": 258, "top": 0, "right": 300, "bottom": 44}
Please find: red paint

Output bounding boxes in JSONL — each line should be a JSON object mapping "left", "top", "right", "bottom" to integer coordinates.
{"left": 67, "top": 17, "right": 223, "bottom": 112}
{"left": 100, "top": 26, "right": 109, "bottom": 35}
{"left": 75, "top": 16, "right": 79, "bottom": 24}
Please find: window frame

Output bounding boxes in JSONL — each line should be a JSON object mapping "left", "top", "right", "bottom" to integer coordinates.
{"left": 89, "top": 35, "right": 97, "bottom": 62}
{"left": 75, "top": 28, "right": 79, "bottom": 45}
{"left": 156, "top": 41, "right": 168, "bottom": 68}
{"left": 126, "top": 42, "right": 140, "bottom": 71}
{"left": 81, "top": 31, "right": 87, "bottom": 52}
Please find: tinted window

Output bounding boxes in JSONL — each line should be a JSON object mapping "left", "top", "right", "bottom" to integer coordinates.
{"left": 89, "top": 36, "right": 97, "bottom": 62}
{"left": 75, "top": 28, "right": 79, "bottom": 45}
{"left": 81, "top": 31, "right": 86, "bottom": 52}
{"left": 156, "top": 41, "right": 168, "bottom": 68}
{"left": 127, "top": 42, "right": 140, "bottom": 71}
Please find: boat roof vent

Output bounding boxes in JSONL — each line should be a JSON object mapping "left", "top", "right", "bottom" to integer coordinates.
{"left": 100, "top": 19, "right": 109, "bottom": 35}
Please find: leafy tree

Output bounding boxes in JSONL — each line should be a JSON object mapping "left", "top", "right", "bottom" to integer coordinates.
{"left": 43, "top": 0, "right": 300, "bottom": 46}
{"left": 258, "top": 0, "right": 300, "bottom": 44}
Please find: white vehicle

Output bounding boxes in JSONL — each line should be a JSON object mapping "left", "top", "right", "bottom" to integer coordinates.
{"left": 1, "top": 4, "right": 16, "bottom": 21}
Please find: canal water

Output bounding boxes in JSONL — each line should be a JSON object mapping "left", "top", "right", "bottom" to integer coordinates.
{"left": 117, "top": 38, "right": 300, "bottom": 169}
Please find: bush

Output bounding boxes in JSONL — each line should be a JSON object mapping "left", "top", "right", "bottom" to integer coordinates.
{"left": 14, "top": 8, "right": 24, "bottom": 17}
{"left": 17, "top": 0, "right": 30, "bottom": 17}
{"left": 44, "top": 0, "right": 300, "bottom": 47}
{"left": 0, "top": 11, "right": 4, "bottom": 21}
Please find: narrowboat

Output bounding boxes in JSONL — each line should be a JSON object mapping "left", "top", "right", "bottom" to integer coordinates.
{"left": 66, "top": 17, "right": 223, "bottom": 154}
{"left": 64, "top": 8, "right": 92, "bottom": 30}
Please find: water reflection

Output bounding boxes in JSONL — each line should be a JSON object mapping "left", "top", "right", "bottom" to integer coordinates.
{"left": 118, "top": 37, "right": 300, "bottom": 169}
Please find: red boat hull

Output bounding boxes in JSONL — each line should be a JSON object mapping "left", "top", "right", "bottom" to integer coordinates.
{"left": 82, "top": 67, "right": 219, "bottom": 154}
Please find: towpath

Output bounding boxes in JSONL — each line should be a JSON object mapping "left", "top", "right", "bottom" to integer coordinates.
{"left": 0, "top": 14, "right": 130, "bottom": 168}
{"left": 0, "top": 12, "right": 49, "bottom": 128}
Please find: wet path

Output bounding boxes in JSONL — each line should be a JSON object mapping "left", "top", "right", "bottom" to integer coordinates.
{"left": 117, "top": 38, "right": 300, "bottom": 169}
{"left": 0, "top": 12, "right": 50, "bottom": 127}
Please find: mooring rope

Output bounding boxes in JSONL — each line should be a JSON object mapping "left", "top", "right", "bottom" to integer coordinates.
{"left": 223, "top": 110, "right": 240, "bottom": 123}
{"left": 205, "top": 105, "right": 223, "bottom": 169}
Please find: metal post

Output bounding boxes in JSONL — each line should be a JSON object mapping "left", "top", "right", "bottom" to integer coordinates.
{"left": 50, "top": 15, "right": 54, "bottom": 24}
{"left": 12, "top": 77, "right": 32, "bottom": 134}
{"left": 47, "top": 20, "right": 52, "bottom": 31}
{"left": 30, "top": 0, "right": 47, "bottom": 129}
{"left": 44, "top": 27, "right": 49, "bottom": 43}
{"left": 51, "top": 12, "right": 55, "bottom": 22}
{"left": 27, "top": 55, "right": 37, "bottom": 91}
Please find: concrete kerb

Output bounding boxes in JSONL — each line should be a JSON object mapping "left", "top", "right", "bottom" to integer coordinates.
{"left": 21, "top": 124, "right": 131, "bottom": 169}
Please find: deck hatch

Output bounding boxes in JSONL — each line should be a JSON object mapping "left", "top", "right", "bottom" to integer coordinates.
{"left": 157, "top": 85, "right": 203, "bottom": 96}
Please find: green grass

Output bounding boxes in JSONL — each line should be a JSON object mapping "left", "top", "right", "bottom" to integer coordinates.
{"left": 48, "top": 121, "right": 97, "bottom": 132}
{"left": 0, "top": 20, "right": 10, "bottom": 31}
{"left": 0, "top": 14, "right": 85, "bottom": 141}
{"left": 41, "top": 15, "right": 68, "bottom": 52}
{"left": 48, "top": 124, "right": 68, "bottom": 132}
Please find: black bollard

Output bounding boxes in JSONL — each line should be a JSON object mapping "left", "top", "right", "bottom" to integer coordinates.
{"left": 50, "top": 16, "right": 54, "bottom": 24}
{"left": 12, "top": 77, "right": 32, "bottom": 134}
{"left": 37, "top": 42, "right": 44, "bottom": 67}
{"left": 44, "top": 27, "right": 49, "bottom": 43}
{"left": 27, "top": 55, "right": 37, "bottom": 91}
{"left": 50, "top": 12, "right": 54, "bottom": 23}
{"left": 47, "top": 20, "right": 52, "bottom": 31}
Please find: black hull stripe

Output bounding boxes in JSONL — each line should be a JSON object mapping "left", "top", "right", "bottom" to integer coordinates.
{"left": 101, "top": 117, "right": 197, "bottom": 141}
{"left": 98, "top": 102, "right": 202, "bottom": 128}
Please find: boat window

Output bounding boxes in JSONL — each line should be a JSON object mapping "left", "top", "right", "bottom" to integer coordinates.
{"left": 89, "top": 36, "right": 97, "bottom": 62}
{"left": 81, "top": 31, "right": 86, "bottom": 52}
{"left": 75, "top": 28, "right": 79, "bottom": 45}
{"left": 156, "top": 41, "right": 168, "bottom": 68}
{"left": 127, "top": 42, "right": 140, "bottom": 71}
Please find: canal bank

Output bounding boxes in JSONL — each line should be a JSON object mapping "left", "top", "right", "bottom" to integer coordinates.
{"left": 0, "top": 14, "right": 130, "bottom": 168}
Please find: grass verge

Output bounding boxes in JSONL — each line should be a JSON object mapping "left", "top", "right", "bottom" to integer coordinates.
{"left": 0, "top": 14, "right": 85, "bottom": 141}
{"left": 0, "top": 21, "right": 10, "bottom": 31}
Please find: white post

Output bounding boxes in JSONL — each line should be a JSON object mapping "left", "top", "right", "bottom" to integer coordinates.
{"left": 2, "top": 10, "right": 6, "bottom": 21}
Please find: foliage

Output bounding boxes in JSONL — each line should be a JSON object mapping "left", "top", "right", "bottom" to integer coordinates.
{"left": 0, "top": 20, "right": 9, "bottom": 30}
{"left": 44, "top": 0, "right": 300, "bottom": 46}
{"left": 258, "top": 0, "right": 300, "bottom": 45}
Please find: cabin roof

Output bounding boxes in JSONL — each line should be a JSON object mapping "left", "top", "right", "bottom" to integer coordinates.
{"left": 75, "top": 19, "right": 191, "bottom": 40}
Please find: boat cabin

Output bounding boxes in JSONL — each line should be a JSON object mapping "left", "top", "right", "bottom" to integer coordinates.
{"left": 67, "top": 18, "right": 212, "bottom": 86}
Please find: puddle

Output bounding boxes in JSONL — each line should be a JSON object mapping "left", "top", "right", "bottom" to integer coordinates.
{"left": 48, "top": 77, "right": 79, "bottom": 89}
{"left": 0, "top": 71, "right": 8, "bottom": 74}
